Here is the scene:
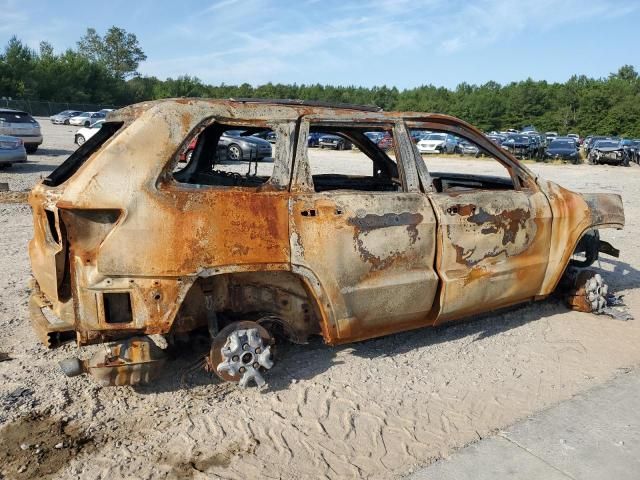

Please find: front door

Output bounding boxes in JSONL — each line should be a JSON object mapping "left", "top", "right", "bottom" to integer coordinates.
{"left": 429, "top": 188, "right": 552, "bottom": 323}
{"left": 406, "top": 121, "right": 553, "bottom": 324}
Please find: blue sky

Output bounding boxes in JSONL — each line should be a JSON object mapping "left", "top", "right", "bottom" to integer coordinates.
{"left": 2, "top": 0, "right": 638, "bottom": 89}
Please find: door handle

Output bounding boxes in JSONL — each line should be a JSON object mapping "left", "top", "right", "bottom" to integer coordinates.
{"left": 447, "top": 204, "right": 476, "bottom": 216}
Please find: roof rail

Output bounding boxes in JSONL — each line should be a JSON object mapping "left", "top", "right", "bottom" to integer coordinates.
{"left": 229, "top": 98, "right": 383, "bottom": 112}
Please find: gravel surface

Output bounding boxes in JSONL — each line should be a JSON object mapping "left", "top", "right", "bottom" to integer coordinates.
{"left": 0, "top": 119, "right": 639, "bottom": 479}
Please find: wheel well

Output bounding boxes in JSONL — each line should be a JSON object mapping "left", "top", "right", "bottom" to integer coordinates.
{"left": 173, "top": 271, "right": 323, "bottom": 343}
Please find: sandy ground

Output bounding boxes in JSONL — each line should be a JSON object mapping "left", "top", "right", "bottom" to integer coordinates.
{"left": 0, "top": 119, "right": 639, "bottom": 479}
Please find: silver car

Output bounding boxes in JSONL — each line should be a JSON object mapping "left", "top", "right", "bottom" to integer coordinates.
{"left": 0, "top": 135, "right": 27, "bottom": 166}
{"left": 0, "top": 109, "right": 43, "bottom": 154}
{"left": 50, "top": 110, "right": 82, "bottom": 125}
{"left": 218, "top": 130, "right": 272, "bottom": 161}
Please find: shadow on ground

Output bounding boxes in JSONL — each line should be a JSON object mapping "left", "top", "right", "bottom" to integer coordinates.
{"left": 4, "top": 162, "right": 60, "bottom": 175}
{"left": 36, "top": 148, "right": 74, "bottom": 157}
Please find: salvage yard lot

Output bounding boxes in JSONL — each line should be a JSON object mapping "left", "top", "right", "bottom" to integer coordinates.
{"left": 1, "top": 119, "right": 639, "bottom": 479}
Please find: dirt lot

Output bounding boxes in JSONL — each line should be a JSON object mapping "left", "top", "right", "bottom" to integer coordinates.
{"left": 0, "top": 119, "right": 639, "bottom": 479}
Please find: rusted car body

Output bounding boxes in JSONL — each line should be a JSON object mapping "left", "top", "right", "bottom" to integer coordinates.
{"left": 28, "top": 99, "right": 624, "bottom": 387}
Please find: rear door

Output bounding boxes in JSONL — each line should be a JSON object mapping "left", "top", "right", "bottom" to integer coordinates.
{"left": 290, "top": 119, "right": 439, "bottom": 343}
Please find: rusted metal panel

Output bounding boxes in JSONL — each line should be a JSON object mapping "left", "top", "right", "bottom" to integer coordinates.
{"left": 429, "top": 190, "right": 552, "bottom": 323}
{"left": 290, "top": 192, "right": 439, "bottom": 343}
{"left": 537, "top": 180, "right": 624, "bottom": 296}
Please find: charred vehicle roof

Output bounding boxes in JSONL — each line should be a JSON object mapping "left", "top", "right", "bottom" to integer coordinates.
{"left": 28, "top": 98, "right": 625, "bottom": 388}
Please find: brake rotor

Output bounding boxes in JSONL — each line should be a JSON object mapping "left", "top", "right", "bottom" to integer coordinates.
{"left": 209, "top": 321, "right": 274, "bottom": 387}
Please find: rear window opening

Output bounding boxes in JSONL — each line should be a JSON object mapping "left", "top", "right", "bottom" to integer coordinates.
{"left": 43, "top": 122, "right": 123, "bottom": 187}
{"left": 172, "top": 122, "right": 276, "bottom": 188}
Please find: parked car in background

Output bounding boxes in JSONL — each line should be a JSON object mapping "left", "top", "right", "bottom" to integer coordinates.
{"left": 410, "top": 130, "right": 430, "bottom": 143}
{"left": 307, "top": 132, "right": 323, "bottom": 147}
{"left": 620, "top": 139, "right": 637, "bottom": 159}
{"left": 218, "top": 130, "right": 273, "bottom": 160}
{"left": 527, "top": 135, "right": 542, "bottom": 159}
{"left": 501, "top": 134, "right": 535, "bottom": 159}
{"left": 457, "top": 139, "right": 481, "bottom": 156}
{"left": 50, "top": 110, "right": 82, "bottom": 125}
{"left": 318, "top": 134, "right": 352, "bottom": 150}
{"left": 545, "top": 131, "right": 559, "bottom": 143}
{"left": 567, "top": 133, "right": 581, "bottom": 145}
{"left": 251, "top": 131, "right": 277, "bottom": 143}
{"left": 585, "top": 136, "right": 613, "bottom": 155}
{"left": 0, "top": 134, "right": 27, "bottom": 167}
{"left": 417, "top": 132, "right": 457, "bottom": 153}
{"left": 365, "top": 132, "right": 385, "bottom": 143}
{"left": 588, "top": 139, "right": 629, "bottom": 166}
{"left": 487, "top": 134, "right": 506, "bottom": 146}
{"left": 545, "top": 138, "right": 579, "bottom": 163}
{"left": 69, "top": 112, "right": 106, "bottom": 127}
{"left": 0, "top": 109, "right": 43, "bottom": 154}
{"left": 74, "top": 120, "right": 105, "bottom": 146}
{"left": 98, "top": 109, "right": 114, "bottom": 115}
{"left": 376, "top": 133, "right": 394, "bottom": 151}
{"left": 629, "top": 139, "right": 640, "bottom": 164}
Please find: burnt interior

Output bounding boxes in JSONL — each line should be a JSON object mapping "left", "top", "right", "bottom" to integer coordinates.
{"left": 430, "top": 173, "right": 514, "bottom": 192}
{"left": 173, "top": 123, "right": 275, "bottom": 187}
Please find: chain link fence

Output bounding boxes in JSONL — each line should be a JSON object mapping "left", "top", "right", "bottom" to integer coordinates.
{"left": 0, "top": 98, "right": 120, "bottom": 117}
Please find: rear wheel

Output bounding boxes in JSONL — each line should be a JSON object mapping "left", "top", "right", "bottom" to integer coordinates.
{"left": 25, "top": 145, "right": 38, "bottom": 154}
{"left": 209, "top": 321, "right": 275, "bottom": 388}
{"left": 75, "top": 135, "right": 86, "bottom": 146}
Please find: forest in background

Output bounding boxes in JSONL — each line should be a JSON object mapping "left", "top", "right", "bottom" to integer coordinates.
{"left": 1, "top": 27, "right": 639, "bottom": 136}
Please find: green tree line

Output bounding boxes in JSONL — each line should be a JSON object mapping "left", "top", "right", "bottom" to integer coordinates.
{"left": 1, "top": 28, "right": 639, "bottom": 136}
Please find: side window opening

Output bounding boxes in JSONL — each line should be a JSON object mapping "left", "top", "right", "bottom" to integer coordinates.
{"left": 410, "top": 128, "right": 515, "bottom": 193}
{"left": 173, "top": 122, "right": 278, "bottom": 188}
{"left": 306, "top": 125, "right": 400, "bottom": 193}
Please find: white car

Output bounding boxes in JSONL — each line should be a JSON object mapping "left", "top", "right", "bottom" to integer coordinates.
{"left": 69, "top": 112, "right": 106, "bottom": 127}
{"left": 74, "top": 120, "right": 104, "bottom": 146}
{"left": 417, "top": 133, "right": 457, "bottom": 154}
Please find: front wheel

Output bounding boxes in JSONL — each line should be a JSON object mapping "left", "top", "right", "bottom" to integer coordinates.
{"left": 25, "top": 145, "right": 38, "bottom": 154}
{"left": 64, "top": 119, "right": 70, "bottom": 125}
{"left": 84, "top": 121, "right": 90, "bottom": 127}
{"left": 227, "top": 143, "right": 242, "bottom": 161}
{"left": 75, "top": 135, "right": 86, "bottom": 146}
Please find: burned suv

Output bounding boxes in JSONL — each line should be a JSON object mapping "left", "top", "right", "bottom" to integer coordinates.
{"left": 28, "top": 99, "right": 624, "bottom": 387}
